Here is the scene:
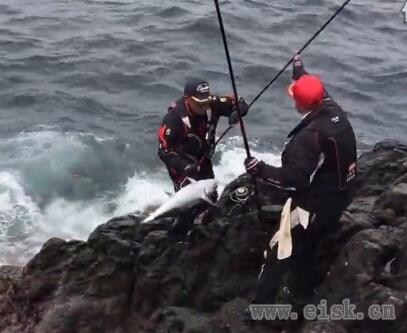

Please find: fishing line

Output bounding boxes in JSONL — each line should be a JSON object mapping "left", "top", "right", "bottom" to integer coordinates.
{"left": 214, "top": 0, "right": 352, "bottom": 147}
{"left": 248, "top": 0, "right": 351, "bottom": 108}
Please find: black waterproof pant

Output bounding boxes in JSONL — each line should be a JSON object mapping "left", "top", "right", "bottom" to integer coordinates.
{"left": 166, "top": 158, "right": 215, "bottom": 236}
{"left": 254, "top": 193, "right": 351, "bottom": 305}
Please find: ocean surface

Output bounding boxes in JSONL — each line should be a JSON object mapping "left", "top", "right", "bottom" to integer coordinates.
{"left": 0, "top": 0, "right": 406, "bottom": 265}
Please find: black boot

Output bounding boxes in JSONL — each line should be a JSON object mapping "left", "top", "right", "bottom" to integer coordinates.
{"left": 167, "top": 212, "right": 194, "bottom": 241}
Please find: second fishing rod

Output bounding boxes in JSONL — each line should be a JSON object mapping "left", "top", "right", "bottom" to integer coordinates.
{"left": 212, "top": 0, "right": 351, "bottom": 150}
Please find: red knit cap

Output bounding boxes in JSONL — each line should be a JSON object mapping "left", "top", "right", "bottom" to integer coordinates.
{"left": 288, "top": 75, "right": 325, "bottom": 109}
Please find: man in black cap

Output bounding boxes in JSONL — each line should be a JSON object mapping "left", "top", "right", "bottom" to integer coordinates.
{"left": 158, "top": 78, "right": 249, "bottom": 234}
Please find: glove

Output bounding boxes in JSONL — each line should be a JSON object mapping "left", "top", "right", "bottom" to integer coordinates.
{"left": 229, "top": 97, "right": 249, "bottom": 125}
{"left": 184, "top": 163, "right": 200, "bottom": 177}
{"left": 207, "top": 145, "right": 215, "bottom": 159}
{"left": 292, "top": 55, "right": 306, "bottom": 81}
{"left": 244, "top": 156, "right": 264, "bottom": 175}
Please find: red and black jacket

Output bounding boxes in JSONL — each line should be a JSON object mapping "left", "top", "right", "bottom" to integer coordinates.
{"left": 256, "top": 95, "right": 357, "bottom": 212}
{"left": 157, "top": 95, "right": 235, "bottom": 173}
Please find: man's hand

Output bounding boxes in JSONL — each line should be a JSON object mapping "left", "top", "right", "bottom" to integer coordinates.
{"left": 244, "top": 156, "right": 264, "bottom": 175}
{"left": 238, "top": 97, "right": 249, "bottom": 117}
{"left": 229, "top": 97, "right": 249, "bottom": 125}
{"left": 184, "top": 163, "right": 200, "bottom": 177}
{"left": 292, "top": 55, "right": 306, "bottom": 81}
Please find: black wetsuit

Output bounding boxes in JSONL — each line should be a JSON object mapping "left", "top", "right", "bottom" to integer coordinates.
{"left": 157, "top": 95, "right": 235, "bottom": 191}
{"left": 157, "top": 95, "right": 237, "bottom": 235}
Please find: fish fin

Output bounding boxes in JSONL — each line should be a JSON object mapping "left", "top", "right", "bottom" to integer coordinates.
{"left": 187, "top": 177, "right": 196, "bottom": 183}
{"left": 201, "top": 194, "right": 216, "bottom": 206}
{"left": 143, "top": 216, "right": 153, "bottom": 223}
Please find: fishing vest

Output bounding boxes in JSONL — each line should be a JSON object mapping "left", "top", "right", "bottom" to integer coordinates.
{"left": 167, "top": 98, "right": 218, "bottom": 159}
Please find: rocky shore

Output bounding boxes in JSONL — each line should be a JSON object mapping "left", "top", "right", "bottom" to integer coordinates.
{"left": 1, "top": 141, "right": 406, "bottom": 333}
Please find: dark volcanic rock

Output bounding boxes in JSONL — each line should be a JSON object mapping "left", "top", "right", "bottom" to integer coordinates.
{"left": 0, "top": 141, "right": 406, "bottom": 333}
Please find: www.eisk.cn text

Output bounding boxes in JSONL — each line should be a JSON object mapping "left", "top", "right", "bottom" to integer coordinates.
{"left": 249, "top": 299, "right": 396, "bottom": 321}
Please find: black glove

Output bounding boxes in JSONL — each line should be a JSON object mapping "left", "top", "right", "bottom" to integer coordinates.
{"left": 244, "top": 156, "right": 264, "bottom": 175}
{"left": 292, "top": 55, "right": 306, "bottom": 81}
{"left": 184, "top": 163, "right": 200, "bottom": 177}
{"left": 229, "top": 97, "right": 249, "bottom": 125}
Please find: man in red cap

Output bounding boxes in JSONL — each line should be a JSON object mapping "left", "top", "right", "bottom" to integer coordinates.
{"left": 158, "top": 78, "right": 249, "bottom": 236}
{"left": 244, "top": 56, "right": 357, "bottom": 306}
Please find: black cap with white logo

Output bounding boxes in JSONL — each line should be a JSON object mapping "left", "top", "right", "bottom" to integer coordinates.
{"left": 184, "top": 79, "right": 210, "bottom": 103}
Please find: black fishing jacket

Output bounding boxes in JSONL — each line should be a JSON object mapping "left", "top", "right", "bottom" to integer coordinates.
{"left": 256, "top": 95, "right": 357, "bottom": 212}
{"left": 157, "top": 96, "right": 235, "bottom": 174}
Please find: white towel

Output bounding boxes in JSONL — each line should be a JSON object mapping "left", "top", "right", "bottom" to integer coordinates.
{"left": 297, "top": 206, "right": 310, "bottom": 229}
{"left": 278, "top": 198, "right": 293, "bottom": 260}
{"left": 268, "top": 198, "right": 310, "bottom": 260}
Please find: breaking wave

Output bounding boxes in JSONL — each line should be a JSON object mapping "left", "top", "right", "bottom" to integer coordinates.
{"left": 0, "top": 129, "right": 281, "bottom": 265}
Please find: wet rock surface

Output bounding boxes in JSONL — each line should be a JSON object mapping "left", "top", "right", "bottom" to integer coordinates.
{"left": 1, "top": 141, "right": 407, "bottom": 333}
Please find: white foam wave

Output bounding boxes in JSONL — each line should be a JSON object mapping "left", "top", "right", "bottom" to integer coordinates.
{"left": 215, "top": 137, "right": 281, "bottom": 192}
{"left": 0, "top": 136, "right": 282, "bottom": 265}
{"left": 113, "top": 171, "right": 173, "bottom": 216}
{"left": 0, "top": 171, "right": 42, "bottom": 265}
{"left": 0, "top": 172, "right": 41, "bottom": 236}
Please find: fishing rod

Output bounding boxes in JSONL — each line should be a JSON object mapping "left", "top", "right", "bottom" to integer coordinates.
{"left": 249, "top": 0, "right": 351, "bottom": 108}
{"left": 214, "top": 0, "right": 263, "bottom": 220}
{"left": 214, "top": 0, "right": 251, "bottom": 158}
{"left": 213, "top": 0, "right": 351, "bottom": 147}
